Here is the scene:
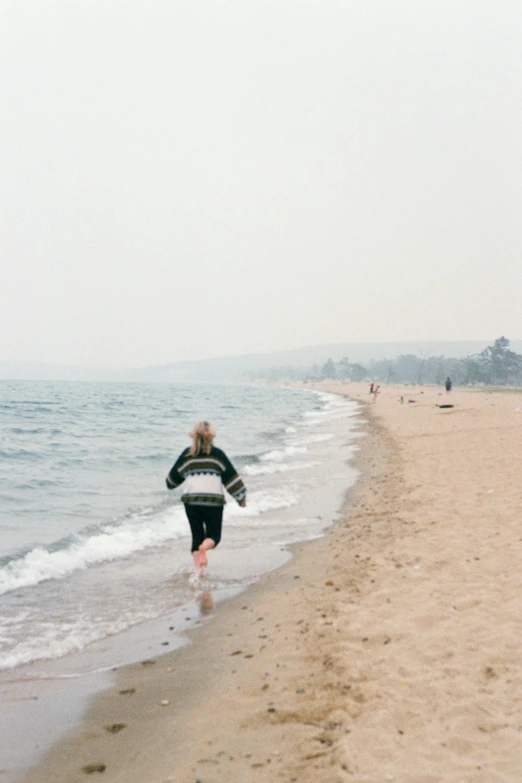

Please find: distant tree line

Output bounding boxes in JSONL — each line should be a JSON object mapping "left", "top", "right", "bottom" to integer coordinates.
{"left": 248, "top": 337, "right": 522, "bottom": 387}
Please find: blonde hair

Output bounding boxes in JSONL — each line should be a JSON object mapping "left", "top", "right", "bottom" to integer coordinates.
{"left": 189, "top": 421, "right": 215, "bottom": 456}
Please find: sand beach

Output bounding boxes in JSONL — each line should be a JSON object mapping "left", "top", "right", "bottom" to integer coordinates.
{"left": 20, "top": 383, "right": 522, "bottom": 783}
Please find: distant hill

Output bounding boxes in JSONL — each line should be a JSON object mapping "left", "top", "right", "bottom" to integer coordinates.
{"left": 3, "top": 340, "right": 521, "bottom": 382}
{"left": 137, "top": 340, "right": 520, "bottom": 383}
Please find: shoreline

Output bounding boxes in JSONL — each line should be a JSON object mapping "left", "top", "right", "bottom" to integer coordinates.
{"left": 3, "top": 387, "right": 362, "bottom": 782}
{"left": 18, "top": 383, "right": 522, "bottom": 781}
{"left": 17, "top": 388, "right": 379, "bottom": 783}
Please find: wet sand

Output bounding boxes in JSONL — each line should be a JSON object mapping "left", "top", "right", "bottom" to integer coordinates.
{"left": 20, "top": 383, "right": 522, "bottom": 783}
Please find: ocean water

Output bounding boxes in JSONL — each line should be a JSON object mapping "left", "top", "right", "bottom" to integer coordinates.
{"left": 0, "top": 380, "right": 362, "bottom": 674}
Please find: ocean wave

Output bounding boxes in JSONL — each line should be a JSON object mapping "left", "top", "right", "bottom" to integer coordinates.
{"left": 233, "top": 453, "right": 261, "bottom": 466}
{"left": 135, "top": 452, "right": 171, "bottom": 462}
{"left": 243, "top": 460, "right": 320, "bottom": 476}
{"left": 0, "top": 607, "right": 159, "bottom": 671}
{"left": 9, "top": 427, "right": 61, "bottom": 435}
{"left": 0, "top": 448, "right": 42, "bottom": 460}
{"left": 19, "top": 400, "right": 59, "bottom": 406}
{"left": 260, "top": 445, "right": 308, "bottom": 462}
{"left": 303, "top": 408, "right": 328, "bottom": 419}
{"left": 258, "top": 428, "right": 287, "bottom": 439}
{"left": 225, "top": 489, "right": 299, "bottom": 521}
{"left": 15, "top": 479, "right": 59, "bottom": 489}
{"left": 0, "top": 508, "right": 187, "bottom": 596}
{"left": 238, "top": 444, "right": 311, "bottom": 475}
{"left": 301, "top": 411, "right": 352, "bottom": 426}
{"left": 20, "top": 406, "right": 56, "bottom": 414}
{"left": 288, "top": 433, "right": 333, "bottom": 446}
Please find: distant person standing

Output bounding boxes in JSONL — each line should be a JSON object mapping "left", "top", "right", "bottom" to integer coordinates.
{"left": 369, "top": 382, "right": 375, "bottom": 395}
{"left": 166, "top": 421, "right": 247, "bottom": 576}
{"left": 445, "top": 377, "right": 453, "bottom": 394}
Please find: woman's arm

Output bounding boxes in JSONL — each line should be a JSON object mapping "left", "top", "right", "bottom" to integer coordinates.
{"left": 165, "top": 450, "right": 187, "bottom": 490}
{"left": 220, "top": 451, "right": 247, "bottom": 506}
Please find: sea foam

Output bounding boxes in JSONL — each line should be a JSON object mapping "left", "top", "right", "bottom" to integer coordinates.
{"left": 0, "top": 507, "right": 187, "bottom": 595}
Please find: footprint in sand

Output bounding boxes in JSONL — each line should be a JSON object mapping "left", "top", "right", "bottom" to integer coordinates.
{"left": 82, "top": 763, "right": 106, "bottom": 774}
{"left": 104, "top": 723, "right": 127, "bottom": 733}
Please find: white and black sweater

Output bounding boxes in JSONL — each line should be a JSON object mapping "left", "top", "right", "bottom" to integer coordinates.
{"left": 166, "top": 446, "right": 247, "bottom": 507}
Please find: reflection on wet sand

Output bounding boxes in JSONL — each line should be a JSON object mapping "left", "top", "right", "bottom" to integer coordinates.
{"left": 198, "top": 591, "right": 214, "bottom": 614}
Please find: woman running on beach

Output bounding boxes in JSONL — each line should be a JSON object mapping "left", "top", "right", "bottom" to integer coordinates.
{"left": 166, "top": 421, "right": 247, "bottom": 576}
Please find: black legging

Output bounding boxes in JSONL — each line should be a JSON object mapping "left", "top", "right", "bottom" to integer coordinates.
{"left": 184, "top": 504, "right": 223, "bottom": 552}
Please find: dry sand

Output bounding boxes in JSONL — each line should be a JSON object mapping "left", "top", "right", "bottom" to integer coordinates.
{"left": 22, "top": 383, "right": 522, "bottom": 783}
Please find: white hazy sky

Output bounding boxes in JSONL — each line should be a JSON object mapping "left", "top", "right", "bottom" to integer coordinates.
{"left": 2, "top": 1, "right": 521, "bottom": 368}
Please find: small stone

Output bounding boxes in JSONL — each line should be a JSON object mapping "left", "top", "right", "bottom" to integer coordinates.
{"left": 161, "top": 700, "right": 170, "bottom": 706}
{"left": 82, "top": 763, "right": 106, "bottom": 774}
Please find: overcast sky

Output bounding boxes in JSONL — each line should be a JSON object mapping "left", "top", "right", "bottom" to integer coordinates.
{"left": 2, "top": 1, "right": 521, "bottom": 368}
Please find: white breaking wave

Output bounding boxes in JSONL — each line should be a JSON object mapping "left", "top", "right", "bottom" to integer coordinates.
{"left": 0, "top": 485, "right": 304, "bottom": 595}
{"left": 243, "top": 460, "right": 320, "bottom": 476}
{"left": 0, "top": 508, "right": 187, "bottom": 596}
{"left": 225, "top": 489, "right": 299, "bottom": 521}
{"left": 260, "top": 445, "right": 308, "bottom": 462}
{"left": 240, "top": 444, "right": 312, "bottom": 476}
{"left": 0, "top": 607, "right": 159, "bottom": 671}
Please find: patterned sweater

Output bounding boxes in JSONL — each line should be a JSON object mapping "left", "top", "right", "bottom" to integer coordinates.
{"left": 166, "top": 446, "right": 247, "bottom": 507}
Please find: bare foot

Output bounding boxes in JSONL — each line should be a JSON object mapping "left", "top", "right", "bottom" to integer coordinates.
{"left": 198, "top": 545, "right": 208, "bottom": 568}
{"left": 192, "top": 549, "right": 203, "bottom": 577}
